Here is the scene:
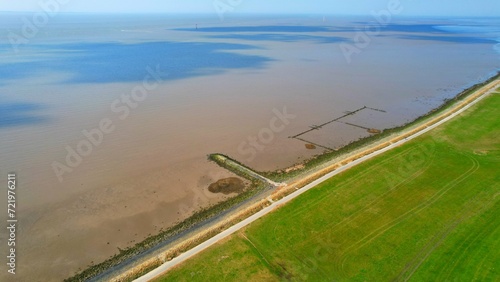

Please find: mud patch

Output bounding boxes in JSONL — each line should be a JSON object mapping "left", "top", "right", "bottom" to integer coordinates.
{"left": 208, "top": 177, "right": 245, "bottom": 195}
{"left": 368, "top": 128, "right": 382, "bottom": 134}
{"left": 305, "top": 144, "right": 317, "bottom": 150}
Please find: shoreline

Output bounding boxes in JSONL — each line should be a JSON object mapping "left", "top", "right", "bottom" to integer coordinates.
{"left": 269, "top": 75, "right": 500, "bottom": 200}
{"left": 65, "top": 73, "right": 500, "bottom": 282}
{"left": 261, "top": 72, "right": 500, "bottom": 184}
{"left": 145, "top": 77, "right": 500, "bottom": 282}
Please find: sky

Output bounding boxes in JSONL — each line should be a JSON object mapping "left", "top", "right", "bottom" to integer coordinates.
{"left": 1, "top": 0, "right": 500, "bottom": 17}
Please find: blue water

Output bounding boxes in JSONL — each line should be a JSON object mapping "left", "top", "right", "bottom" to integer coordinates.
{"left": 208, "top": 33, "right": 348, "bottom": 43}
{"left": 396, "top": 34, "right": 497, "bottom": 44}
{"left": 0, "top": 41, "right": 272, "bottom": 84}
{"left": 175, "top": 25, "right": 333, "bottom": 32}
{"left": 1, "top": 17, "right": 498, "bottom": 94}
{"left": 0, "top": 14, "right": 499, "bottom": 162}
{"left": 0, "top": 102, "right": 48, "bottom": 128}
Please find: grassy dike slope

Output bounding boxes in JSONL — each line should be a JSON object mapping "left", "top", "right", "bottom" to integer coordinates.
{"left": 157, "top": 91, "right": 500, "bottom": 281}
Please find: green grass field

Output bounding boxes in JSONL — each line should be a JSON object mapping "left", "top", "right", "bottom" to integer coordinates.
{"left": 157, "top": 93, "right": 500, "bottom": 282}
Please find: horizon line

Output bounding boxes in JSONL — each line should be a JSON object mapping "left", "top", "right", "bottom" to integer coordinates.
{"left": 0, "top": 11, "right": 499, "bottom": 18}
